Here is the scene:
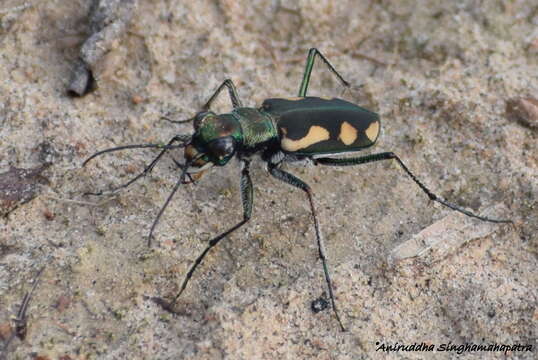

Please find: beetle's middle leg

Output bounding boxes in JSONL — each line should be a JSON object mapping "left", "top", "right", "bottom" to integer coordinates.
{"left": 268, "top": 163, "right": 346, "bottom": 331}
{"left": 158, "top": 159, "right": 253, "bottom": 310}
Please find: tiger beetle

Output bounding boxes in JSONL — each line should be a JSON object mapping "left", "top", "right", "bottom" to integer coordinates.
{"left": 83, "top": 48, "right": 511, "bottom": 331}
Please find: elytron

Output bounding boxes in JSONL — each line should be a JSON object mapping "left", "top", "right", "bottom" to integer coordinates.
{"left": 84, "top": 48, "right": 510, "bottom": 330}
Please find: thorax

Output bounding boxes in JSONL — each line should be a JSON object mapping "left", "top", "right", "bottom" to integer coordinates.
{"left": 231, "top": 107, "right": 279, "bottom": 153}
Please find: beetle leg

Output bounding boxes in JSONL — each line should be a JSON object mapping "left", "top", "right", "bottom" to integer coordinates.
{"left": 162, "top": 159, "right": 253, "bottom": 308}
{"left": 203, "top": 78, "right": 243, "bottom": 110}
{"left": 162, "top": 80, "right": 243, "bottom": 124}
{"left": 84, "top": 135, "right": 190, "bottom": 196}
{"left": 298, "top": 48, "right": 350, "bottom": 97}
{"left": 148, "top": 171, "right": 188, "bottom": 247}
{"left": 267, "top": 163, "right": 346, "bottom": 331}
{"left": 315, "top": 153, "right": 512, "bottom": 224}
{"left": 170, "top": 157, "right": 196, "bottom": 184}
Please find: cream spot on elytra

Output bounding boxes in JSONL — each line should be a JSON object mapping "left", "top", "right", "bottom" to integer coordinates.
{"left": 365, "top": 121, "right": 380, "bottom": 142}
{"left": 281, "top": 126, "right": 330, "bottom": 151}
{"left": 338, "top": 121, "right": 358, "bottom": 145}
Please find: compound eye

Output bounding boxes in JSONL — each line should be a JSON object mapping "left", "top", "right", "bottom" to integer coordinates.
{"left": 207, "top": 136, "right": 235, "bottom": 163}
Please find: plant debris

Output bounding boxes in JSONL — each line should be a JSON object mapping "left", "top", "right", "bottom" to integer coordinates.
{"left": 0, "top": 165, "right": 49, "bottom": 216}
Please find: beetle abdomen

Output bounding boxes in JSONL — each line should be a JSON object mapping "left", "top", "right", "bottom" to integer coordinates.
{"left": 262, "top": 97, "right": 380, "bottom": 155}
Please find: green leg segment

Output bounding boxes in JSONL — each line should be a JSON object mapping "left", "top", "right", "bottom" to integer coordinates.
{"left": 268, "top": 163, "right": 346, "bottom": 331}
{"left": 315, "top": 152, "right": 512, "bottom": 223}
{"left": 298, "top": 48, "right": 350, "bottom": 97}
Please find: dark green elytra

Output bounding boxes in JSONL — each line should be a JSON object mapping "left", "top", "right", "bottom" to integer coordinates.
{"left": 261, "top": 97, "right": 380, "bottom": 155}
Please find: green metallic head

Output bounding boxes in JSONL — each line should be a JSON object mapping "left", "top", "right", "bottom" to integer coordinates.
{"left": 184, "top": 111, "right": 243, "bottom": 178}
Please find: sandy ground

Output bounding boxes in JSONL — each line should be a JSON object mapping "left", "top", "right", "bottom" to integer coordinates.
{"left": 1, "top": 1, "right": 537, "bottom": 359}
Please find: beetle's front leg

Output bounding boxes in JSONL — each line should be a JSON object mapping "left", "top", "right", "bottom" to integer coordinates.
{"left": 203, "top": 78, "right": 243, "bottom": 110}
{"left": 84, "top": 135, "right": 191, "bottom": 196}
{"left": 163, "top": 79, "right": 243, "bottom": 124}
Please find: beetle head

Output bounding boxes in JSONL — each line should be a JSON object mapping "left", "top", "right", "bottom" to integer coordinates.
{"left": 184, "top": 111, "right": 242, "bottom": 179}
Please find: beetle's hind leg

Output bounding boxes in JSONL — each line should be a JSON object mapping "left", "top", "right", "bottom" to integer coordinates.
{"left": 267, "top": 163, "right": 346, "bottom": 331}
{"left": 315, "top": 152, "right": 512, "bottom": 224}
{"left": 298, "top": 48, "right": 351, "bottom": 97}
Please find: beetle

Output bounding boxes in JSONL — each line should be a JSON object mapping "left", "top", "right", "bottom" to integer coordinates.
{"left": 83, "top": 48, "right": 511, "bottom": 331}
